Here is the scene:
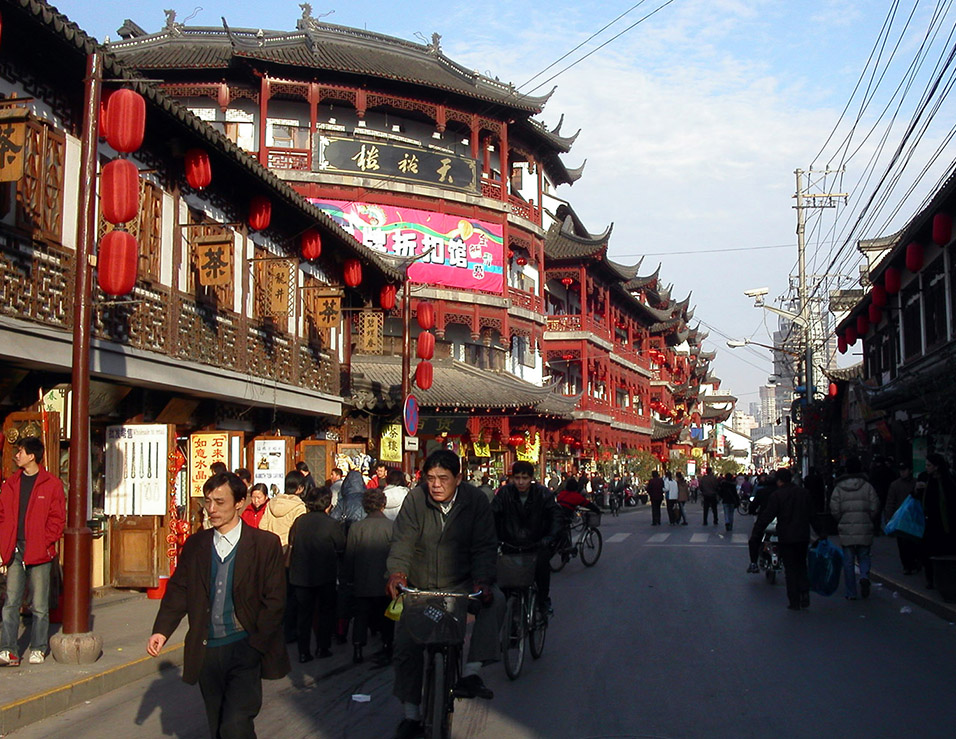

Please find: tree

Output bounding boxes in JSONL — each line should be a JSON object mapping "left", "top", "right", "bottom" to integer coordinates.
{"left": 712, "top": 457, "right": 743, "bottom": 477}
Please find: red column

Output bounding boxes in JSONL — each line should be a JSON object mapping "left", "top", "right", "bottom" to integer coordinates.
{"left": 500, "top": 123, "right": 509, "bottom": 202}
{"left": 308, "top": 82, "right": 318, "bottom": 171}
{"left": 258, "top": 76, "right": 270, "bottom": 166}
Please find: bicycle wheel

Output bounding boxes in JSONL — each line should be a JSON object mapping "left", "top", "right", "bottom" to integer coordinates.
{"left": 502, "top": 592, "right": 526, "bottom": 680}
{"left": 549, "top": 543, "right": 568, "bottom": 572}
{"left": 738, "top": 501, "right": 749, "bottom": 516}
{"left": 580, "top": 526, "right": 603, "bottom": 566}
{"left": 422, "top": 650, "right": 445, "bottom": 739}
{"left": 528, "top": 589, "right": 547, "bottom": 659}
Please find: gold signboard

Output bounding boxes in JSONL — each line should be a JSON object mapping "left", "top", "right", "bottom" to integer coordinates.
{"left": 379, "top": 423, "right": 403, "bottom": 463}
{"left": 196, "top": 235, "right": 234, "bottom": 286}
{"left": 314, "top": 295, "right": 341, "bottom": 330}
{"left": 0, "top": 110, "right": 27, "bottom": 183}
{"left": 266, "top": 260, "right": 292, "bottom": 315}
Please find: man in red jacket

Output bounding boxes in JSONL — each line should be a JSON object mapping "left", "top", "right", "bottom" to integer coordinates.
{"left": 0, "top": 436, "right": 66, "bottom": 666}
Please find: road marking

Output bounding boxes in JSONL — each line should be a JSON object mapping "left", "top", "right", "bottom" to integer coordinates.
{"left": 606, "top": 533, "right": 630, "bottom": 543}
{"left": 732, "top": 534, "right": 748, "bottom": 544}
{"left": 689, "top": 533, "right": 709, "bottom": 543}
{"left": 648, "top": 533, "right": 670, "bottom": 543}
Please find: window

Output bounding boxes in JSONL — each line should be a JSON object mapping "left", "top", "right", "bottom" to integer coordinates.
{"left": 901, "top": 283, "right": 921, "bottom": 360}
{"left": 224, "top": 109, "right": 256, "bottom": 151}
{"left": 923, "top": 257, "right": 947, "bottom": 349}
{"left": 510, "top": 335, "right": 535, "bottom": 369}
{"left": 268, "top": 118, "right": 310, "bottom": 149}
{"left": 17, "top": 119, "right": 65, "bottom": 241}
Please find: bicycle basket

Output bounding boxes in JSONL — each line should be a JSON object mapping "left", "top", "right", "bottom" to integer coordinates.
{"left": 497, "top": 552, "right": 537, "bottom": 589}
{"left": 582, "top": 510, "right": 601, "bottom": 528}
{"left": 400, "top": 591, "right": 470, "bottom": 645}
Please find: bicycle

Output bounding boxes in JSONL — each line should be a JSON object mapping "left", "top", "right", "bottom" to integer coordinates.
{"left": 550, "top": 508, "right": 603, "bottom": 572}
{"left": 398, "top": 586, "right": 481, "bottom": 739}
{"left": 497, "top": 546, "right": 549, "bottom": 680}
{"left": 608, "top": 491, "right": 621, "bottom": 517}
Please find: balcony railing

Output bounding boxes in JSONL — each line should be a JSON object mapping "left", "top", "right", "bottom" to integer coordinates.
{"left": 546, "top": 314, "right": 612, "bottom": 342}
{"left": 265, "top": 148, "right": 310, "bottom": 171}
{"left": 508, "top": 287, "right": 542, "bottom": 312}
{"left": 508, "top": 195, "right": 540, "bottom": 224}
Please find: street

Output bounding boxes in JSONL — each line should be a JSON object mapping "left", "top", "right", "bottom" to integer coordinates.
{"left": 18, "top": 505, "right": 956, "bottom": 739}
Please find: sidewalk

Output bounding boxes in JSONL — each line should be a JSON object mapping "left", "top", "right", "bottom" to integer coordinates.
{"left": 2, "top": 525, "right": 954, "bottom": 735}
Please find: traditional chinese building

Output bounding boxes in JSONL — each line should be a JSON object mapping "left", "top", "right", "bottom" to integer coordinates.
{"left": 0, "top": 0, "right": 395, "bottom": 587}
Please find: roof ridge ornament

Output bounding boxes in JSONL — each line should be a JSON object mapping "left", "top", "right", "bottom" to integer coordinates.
{"left": 430, "top": 32, "right": 442, "bottom": 55}
{"left": 163, "top": 9, "right": 183, "bottom": 36}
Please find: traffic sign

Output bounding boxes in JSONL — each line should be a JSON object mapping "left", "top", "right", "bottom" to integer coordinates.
{"left": 403, "top": 393, "right": 419, "bottom": 436}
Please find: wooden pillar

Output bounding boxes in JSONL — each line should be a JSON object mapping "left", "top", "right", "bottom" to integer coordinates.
{"left": 258, "top": 75, "right": 270, "bottom": 166}
{"left": 308, "top": 82, "right": 319, "bottom": 171}
{"left": 470, "top": 115, "right": 480, "bottom": 161}
{"left": 500, "top": 123, "right": 509, "bottom": 201}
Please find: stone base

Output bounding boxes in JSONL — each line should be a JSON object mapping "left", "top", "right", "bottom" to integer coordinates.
{"left": 50, "top": 631, "right": 103, "bottom": 664}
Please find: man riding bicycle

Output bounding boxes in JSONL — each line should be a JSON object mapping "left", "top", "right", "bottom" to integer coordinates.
{"left": 386, "top": 450, "right": 505, "bottom": 739}
{"left": 555, "top": 478, "right": 601, "bottom": 552}
{"left": 491, "top": 461, "right": 564, "bottom": 615}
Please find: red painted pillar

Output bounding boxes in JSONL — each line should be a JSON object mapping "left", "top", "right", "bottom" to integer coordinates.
{"left": 500, "top": 123, "right": 509, "bottom": 202}
{"left": 258, "top": 75, "right": 270, "bottom": 166}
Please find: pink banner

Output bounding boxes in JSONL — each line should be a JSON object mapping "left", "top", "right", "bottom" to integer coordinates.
{"left": 311, "top": 199, "right": 504, "bottom": 294}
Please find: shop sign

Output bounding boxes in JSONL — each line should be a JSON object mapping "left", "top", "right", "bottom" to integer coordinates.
{"left": 188, "top": 432, "right": 230, "bottom": 498}
{"left": 105, "top": 424, "right": 169, "bottom": 515}
{"left": 516, "top": 432, "right": 541, "bottom": 463}
{"left": 316, "top": 136, "right": 479, "bottom": 194}
{"left": 404, "top": 436, "right": 419, "bottom": 451}
{"left": 252, "top": 438, "right": 288, "bottom": 496}
{"left": 472, "top": 440, "right": 490, "bottom": 458}
{"left": 196, "top": 235, "right": 233, "bottom": 286}
{"left": 0, "top": 112, "right": 26, "bottom": 182}
{"left": 311, "top": 199, "right": 504, "bottom": 294}
{"left": 380, "top": 423, "right": 403, "bottom": 463}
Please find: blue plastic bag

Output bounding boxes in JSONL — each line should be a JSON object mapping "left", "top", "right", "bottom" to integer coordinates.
{"left": 884, "top": 495, "right": 925, "bottom": 539}
{"left": 807, "top": 538, "right": 843, "bottom": 596}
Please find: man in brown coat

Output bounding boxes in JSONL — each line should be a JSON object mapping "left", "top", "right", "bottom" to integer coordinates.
{"left": 147, "top": 472, "right": 289, "bottom": 738}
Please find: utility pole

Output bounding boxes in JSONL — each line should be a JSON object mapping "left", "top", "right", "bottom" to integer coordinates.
{"left": 793, "top": 168, "right": 846, "bottom": 473}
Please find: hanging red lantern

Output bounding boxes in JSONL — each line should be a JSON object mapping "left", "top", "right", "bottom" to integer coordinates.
{"left": 248, "top": 195, "right": 272, "bottom": 231}
{"left": 868, "top": 303, "right": 882, "bottom": 324}
{"left": 884, "top": 266, "right": 902, "bottom": 295}
{"left": 184, "top": 148, "right": 212, "bottom": 190}
{"left": 561, "top": 277, "right": 573, "bottom": 288}
{"left": 97, "top": 229, "right": 139, "bottom": 296}
{"left": 380, "top": 284, "right": 397, "bottom": 311}
{"left": 828, "top": 382, "right": 838, "bottom": 398}
{"left": 301, "top": 228, "right": 322, "bottom": 260}
{"left": 343, "top": 258, "right": 362, "bottom": 287}
{"left": 871, "top": 283, "right": 887, "bottom": 308}
{"left": 837, "top": 335, "right": 847, "bottom": 354}
{"left": 98, "top": 89, "right": 113, "bottom": 140}
{"left": 416, "top": 301, "right": 435, "bottom": 330}
{"left": 932, "top": 212, "right": 952, "bottom": 246}
{"left": 415, "top": 360, "right": 433, "bottom": 390}
{"left": 516, "top": 256, "right": 528, "bottom": 266}
{"left": 100, "top": 158, "right": 139, "bottom": 224}
{"left": 845, "top": 325, "right": 858, "bottom": 346}
{"left": 905, "top": 241, "right": 923, "bottom": 273}
{"left": 417, "top": 331, "right": 435, "bottom": 360}
{"left": 105, "top": 88, "right": 146, "bottom": 153}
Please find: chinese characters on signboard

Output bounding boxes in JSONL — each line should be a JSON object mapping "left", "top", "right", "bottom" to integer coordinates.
{"left": 0, "top": 110, "right": 27, "bottom": 183}
{"left": 311, "top": 199, "right": 504, "bottom": 294}
{"left": 379, "top": 423, "right": 403, "bottom": 463}
{"left": 317, "top": 136, "right": 479, "bottom": 194}
{"left": 105, "top": 424, "right": 169, "bottom": 515}
{"left": 265, "top": 260, "right": 292, "bottom": 315}
{"left": 196, "top": 235, "right": 233, "bottom": 287}
{"left": 189, "top": 432, "right": 230, "bottom": 498}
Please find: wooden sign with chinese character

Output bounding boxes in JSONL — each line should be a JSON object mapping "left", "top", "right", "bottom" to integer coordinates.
{"left": 196, "top": 235, "right": 233, "bottom": 286}
{"left": 379, "top": 423, "right": 403, "bottom": 463}
{"left": 266, "top": 260, "right": 292, "bottom": 315}
{"left": 314, "top": 294, "right": 341, "bottom": 330}
{"left": 189, "top": 431, "right": 230, "bottom": 497}
{"left": 0, "top": 109, "right": 27, "bottom": 183}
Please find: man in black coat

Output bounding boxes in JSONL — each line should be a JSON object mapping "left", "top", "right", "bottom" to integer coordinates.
{"left": 749, "top": 468, "right": 821, "bottom": 610}
{"left": 289, "top": 486, "right": 346, "bottom": 662}
{"left": 646, "top": 470, "right": 665, "bottom": 526}
{"left": 147, "top": 472, "right": 289, "bottom": 739}
{"left": 492, "top": 461, "right": 564, "bottom": 614}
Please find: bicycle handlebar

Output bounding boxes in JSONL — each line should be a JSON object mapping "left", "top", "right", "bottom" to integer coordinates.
{"left": 397, "top": 584, "right": 482, "bottom": 600}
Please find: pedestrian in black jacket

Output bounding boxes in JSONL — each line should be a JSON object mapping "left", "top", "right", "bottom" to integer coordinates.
{"left": 288, "top": 486, "right": 345, "bottom": 662}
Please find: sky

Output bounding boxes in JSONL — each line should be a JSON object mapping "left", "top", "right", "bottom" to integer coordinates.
{"left": 53, "top": 0, "right": 956, "bottom": 411}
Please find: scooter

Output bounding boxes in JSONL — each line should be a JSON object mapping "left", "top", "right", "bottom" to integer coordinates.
{"left": 758, "top": 519, "right": 783, "bottom": 584}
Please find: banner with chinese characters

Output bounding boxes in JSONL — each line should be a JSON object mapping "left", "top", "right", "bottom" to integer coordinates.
{"left": 472, "top": 440, "right": 490, "bottom": 458}
{"left": 105, "top": 424, "right": 170, "bottom": 515}
{"left": 379, "top": 423, "right": 403, "bottom": 463}
{"left": 312, "top": 294, "right": 341, "bottom": 330}
{"left": 516, "top": 432, "right": 541, "bottom": 463}
{"left": 310, "top": 199, "right": 504, "bottom": 294}
{"left": 196, "top": 235, "right": 233, "bottom": 286}
{"left": 188, "top": 432, "right": 230, "bottom": 498}
{"left": 265, "top": 260, "right": 292, "bottom": 315}
{"left": 316, "top": 136, "right": 479, "bottom": 194}
{"left": 0, "top": 110, "right": 27, "bottom": 182}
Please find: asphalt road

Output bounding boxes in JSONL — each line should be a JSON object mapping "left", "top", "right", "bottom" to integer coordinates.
{"left": 17, "top": 505, "right": 956, "bottom": 738}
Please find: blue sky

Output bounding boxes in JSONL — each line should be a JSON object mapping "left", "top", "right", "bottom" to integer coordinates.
{"left": 54, "top": 1, "right": 956, "bottom": 409}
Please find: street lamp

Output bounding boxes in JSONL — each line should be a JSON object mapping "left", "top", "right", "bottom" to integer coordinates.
{"left": 726, "top": 338, "right": 801, "bottom": 358}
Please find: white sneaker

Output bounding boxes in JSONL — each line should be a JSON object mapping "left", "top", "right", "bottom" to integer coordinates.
{"left": 28, "top": 649, "right": 45, "bottom": 664}
{"left": 0, "top": 649, "right": 20, "bottom": 666}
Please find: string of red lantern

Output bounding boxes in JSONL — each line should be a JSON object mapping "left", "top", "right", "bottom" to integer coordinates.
{"left": 100, "top": 158, "right": 139, "bottom": 224}
{"left": 105, "top": 88, "right": 146, "bottom": 153}
{"left": 932, "top": 212, "right": 952, "bottom": 246}
{"left": 415, "top": 359, "right": 433, "bottom": 390}
{"left": 416, "top": 301, "right": 435, "bottom": 330}
{"left": 248, "top": 195, "right": 271, "bottom": 231}
{"left": 380, "top": 284, "right": 397, "bottom": 311}
{"left": 98, "top": 230, "right": 138, "bottom": 296}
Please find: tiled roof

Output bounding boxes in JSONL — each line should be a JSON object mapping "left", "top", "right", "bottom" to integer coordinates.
{"left": 651, "top": 420, "right": 683, "bottom": 441}
{"left": 350, "top": 355, "right": 578, "bottom": 416}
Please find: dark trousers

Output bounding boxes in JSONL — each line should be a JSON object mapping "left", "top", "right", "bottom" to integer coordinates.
{"left": 779, "top": 541, "right": 810, "bottom": 608}
{"left": 353, "top": 595, "right": 393, "bottom": 649}
{"left": 283, "top": 574, "right": 297, "bottom": 643}
{"left": 198, "top": 638, "right": 262, "bottom": 739}
{"left": 666, "top": 500, "right": 678, "bottom": 524}
{"left": 535, "top": 548, "right": 552, "bottom": 602}
{"left": 650, "top": 500, "right": 662, "bottom": 525}
{"left": 897, "top": 536, "right": 921, "bottom": 573}
{"left": 702, "top": 496, "right": 718, "bottom": 524}
{"left": 295, "top": 582, "right": 336, "bottom": 657}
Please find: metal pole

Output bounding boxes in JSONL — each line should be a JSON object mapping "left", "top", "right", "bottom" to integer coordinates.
{"left": 795, "top": 168, "right": 813, "bottom": 473}
{"left": 64, "top": 52, "right": 101, "bottom": 636}
{"left": 401, "top": 276, "right": 412, "bottom": 478}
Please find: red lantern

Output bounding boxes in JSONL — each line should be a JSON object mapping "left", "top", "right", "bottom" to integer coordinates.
{"left": 856, "top": 314, "right": 869, "bottom": 335}
{"left": 561, "top": 277, "right": 573, "bottom": 288}
{"left": 417, "top": 331, "right": 435, "bottom": 360}
{"left": 868, "top": 303, "right": 882, "bottom": 324}
{"left": 105, "top": 88, "right": 146, "bottom": 153}
{"left": 837, "top": 335, "right": 847, "bottom": 354}
{"left": 884, "top": 266, "right": 902, "bottom": 295}
{"left": 516, "top": 256, "right": 528, "bottom": 266}
{"left": 845, "top": 325, "right": 858, "bottom": 346}
{"left": 933, "top": 212, "right": 952, "bottom": 246}
{"left": 417, "top": 301, "right": 435, "bottom": 330}
{"left": 871, "top": 283, "right": 887, "bottom": 308}
{"left": 343, "top": 258, "right": 362, "bottom": 287}
{"left": 301, "top": 228, "right": 322, "bottom": 260}
{"left": 100, "top": 158, "right": 139, "bottom": 224}
{"left": 415, "top": 360, "right": 433, "bottom": 390}
{"left": 184, "top": 148, "right": 212, "bottom": 190}
{"left": 828, "top": 382, "right": 839, "bottom": 398}
{"left": 905, "top": 241, "right": 923, "bottom": 273}
{"left": 248, "top": 195, "right": 271, "bottom": 231}
{"left": 97, "top": 229, "right": 138, "bottom": 296}
{"left": 380, "top": 284, "right": 397, "bottom": 311}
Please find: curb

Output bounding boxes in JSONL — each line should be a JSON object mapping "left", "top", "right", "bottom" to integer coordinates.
{"left": 0, "top": 643, "right": 184, "bottom": 735}
{"left": 869, "top": 571, "right": 956, "bottom": 623}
